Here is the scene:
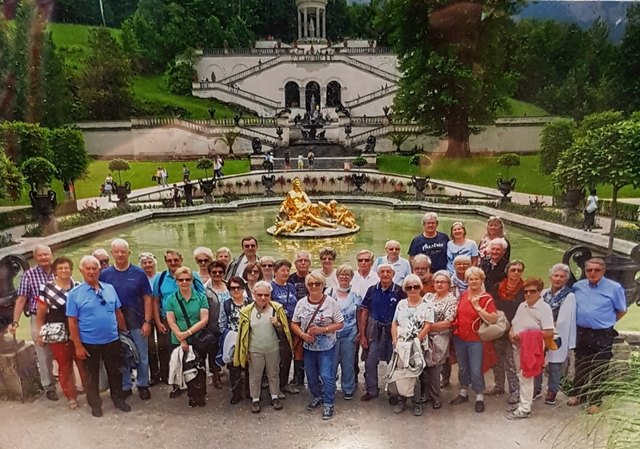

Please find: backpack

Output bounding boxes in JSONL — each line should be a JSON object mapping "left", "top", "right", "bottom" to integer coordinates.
{"left": 119, "top": 331, "right": 140, "bottom": 369}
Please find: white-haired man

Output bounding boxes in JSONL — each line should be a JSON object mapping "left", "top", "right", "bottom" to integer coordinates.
{"left": 352, "top": 249, "right": 379, "bottom": 299}
{"left": 408, "top": 212, "right": 449, "bottom": 273}
{"left": 373, "top": 240, "right": 411, "bottom": 286}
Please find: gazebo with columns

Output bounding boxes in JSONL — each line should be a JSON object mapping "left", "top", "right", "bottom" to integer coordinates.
{"left": 296, "top": 0, "right": 327, "bottom": 40}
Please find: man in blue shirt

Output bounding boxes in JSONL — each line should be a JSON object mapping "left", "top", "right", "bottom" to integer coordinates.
{"left": 100, "top": 239, "right": 154, "bottom": 400}
{"left": 568, "top": 258, "right": 627, "bottom": 414}
{"left": 152, "top": 249, "right": 205, "bottom": 383}
{"left": 408, "top": 212, "right": 449, "bottom": 272}
{"left": 358, "top": 264, "right": 406, "bottom": 401}
{"left": 67, "top": 255, "right": 130, "bottom": 418}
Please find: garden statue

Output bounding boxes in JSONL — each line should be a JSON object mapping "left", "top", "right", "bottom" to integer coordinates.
{"left": 262, "top": 175, "right": 276, "bottom": 196}
{"left": 252, "top": 137, "right": 263, "bottom": 154}
{"left": 351, "top": 173, "right": 367, "bottom": 194}
{"left": 411, "top": 176, "right": 431, "bottom": 201}
{"left": 364, "top": 135, "right": 377, "bottom": 153}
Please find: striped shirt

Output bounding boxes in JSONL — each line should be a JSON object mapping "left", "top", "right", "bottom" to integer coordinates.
{"left": 17, "top": 266, "right": 54, "bottom": 314}
{"left": 38, "top": 281, "right": 79, "bottom": 324}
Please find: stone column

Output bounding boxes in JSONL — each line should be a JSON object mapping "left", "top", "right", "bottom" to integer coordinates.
{"left": 322, "top": 10, "right": 326, "bottom": 39}
{"left": 298, "top": 10, "right": 302, "bottom": 40}
{"left": 316, "top": 7, "right": 320, "bottom": 39}
{"left": 303, "top": 8, "right": 308, "bottom": 38}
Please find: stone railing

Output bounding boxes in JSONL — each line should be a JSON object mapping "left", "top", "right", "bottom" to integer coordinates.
{"left": 218, "top": 56, "right": 283, "bottom": 84}
{"left": 349, "top": 124, "right": 422, "bottom": 146}
{"left": 344, "top": 85, "right": 398, "bottom": 108}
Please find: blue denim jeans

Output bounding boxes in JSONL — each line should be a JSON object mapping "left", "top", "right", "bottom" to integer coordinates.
{"left": 453, "top": 336, "right": 485, "bottom": 394}
{"left": 304, "top": 346, "right": 337, "bottom": 407}
{"left": 534, "top": 362, "right": 564, "bottom": 394}
{"left": 333, "top": 330, "right": 357, "bottom": 396}
{"left": 122, "top": 328, "right": 150, "bottom": 390}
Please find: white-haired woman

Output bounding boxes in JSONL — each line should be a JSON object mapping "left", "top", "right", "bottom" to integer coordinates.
{"left": 215, "top": 247, "right": 232, "bottom": 268}
{"left": 390, "top": 274, "right": 434, "bottom": 416}
{"left": 259, "top": 256, "right": 275, "bottom": 282}
{"left": 312, "top": 247, "right": 338, "bottom": 289}
{"left": 478, "top": 216, "right": 511, "bottom": 261}
{"left": 534, "top": 264, "right": 576, "bottom": 405}
{"left": 291, "top": 272, "right": 344, "bottom": 420}
{"left": 446, "top": 222, "right": 479, "bottom": 273}
{"left": 423, "top": 270, "right": 458, "bottom": 409}
{"left": 193, "top": 247, "right": 214, "bottom": 284}
{"left": 451, "top": 255, "right": 472, "bottom": 298}
{"left": 326, "top": 264, "right": 361, "bottom": 400}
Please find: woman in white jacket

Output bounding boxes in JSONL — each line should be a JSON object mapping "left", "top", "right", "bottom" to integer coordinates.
{"left": 534, "top": 263, "right": 577, "bottom": 405}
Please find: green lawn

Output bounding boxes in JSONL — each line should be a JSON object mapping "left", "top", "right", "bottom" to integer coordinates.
{"left": 378, "top": 155, "right": 640, "bottom": 199}
{"left": 48, "top": 23, "right": 121, "bottom": 73}
{"left": 499, "top": 98, "right": 549, "bottom": 117}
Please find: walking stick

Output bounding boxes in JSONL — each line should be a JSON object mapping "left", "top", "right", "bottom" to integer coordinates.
{"left": 12, "top": 332, "right": 25, "bottom": 403}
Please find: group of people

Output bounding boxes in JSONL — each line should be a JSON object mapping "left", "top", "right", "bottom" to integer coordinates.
{"left": 8, "top": 212, "right": 627, "bottom": 421}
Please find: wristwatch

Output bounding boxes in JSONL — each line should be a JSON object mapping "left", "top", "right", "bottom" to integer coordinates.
{"left": 144, "top": 319, "right": 154, "bottom": 324}
{"left": 11, "top": 321, "right": 19, "bottom": 328}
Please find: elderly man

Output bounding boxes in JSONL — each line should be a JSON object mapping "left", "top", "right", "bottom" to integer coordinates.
{"left": 92, "top": 249, "right": 111, "bottom": 272}
{"left": 139, "top": 252, "right": 160, "bottom": 385}
{"left": 67, "top": 256, "right": 131, "bottom": 417}
{"left": 567, "top": 258, "right": 627, "bottom": 414}
{"left": 373, "top": 240, "right": 411, "bottom": 286}
{"left": 288, "top": 250, "right": 312, "bottom": 300}
{"left": 480, "top": 238, "right": 509, "bottom": 289}
{"left": 358, "top": 263, "right": 406, "bottom": 401}
{"left": 100, "top": 239, "right": 154, "bottom": 400}
{"left": 408, "top": 212, "right": 449, "bottom": 273}
{"left": 411, "top": 254, "right": 435, "bottom": 295}
{"left": 226, "top": 236, "right": 260, "bottom": 280}
{"left": 10, "top": 245, "right": 56, "bottom": 400}
{"left": 153, "top": 250, "right": 205, "bottom": 383}
{"left": 352, "top": 249, "right": 380, "bottom": 299}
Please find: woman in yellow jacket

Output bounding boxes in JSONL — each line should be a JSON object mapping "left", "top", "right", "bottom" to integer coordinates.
{"left": 235, "top": 280, "right": 293, "bottom": 413}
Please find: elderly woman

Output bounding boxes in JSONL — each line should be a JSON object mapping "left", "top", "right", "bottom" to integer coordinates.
{"left": 216, "top": 247, "right": 232, "bottom": 267}
{"left": 478, "top": 216, "right": 511, "bottom": 261}
{"left": 326, "top": 264, "right": 361, "bottom": 400}
{"left": 534, "top": 264, "right": 576, "bottom": 405}
{"left": 446, "top": 222, "right": 479, "bottom": 273}
{"left": 204, "top": 260, "right": 228, "bottom": 389}
{"left": 451, "top": 255, "right": 472, "bottom": 298}
{"left": 291, "top": 272, "right": 344, "bottom": 420}
{"left": 242, "top": 262, "right": 263, "bottom": 297}
{"left": 390, "top": 274, "right": 433, "bottom": 416}
{"left": 423, "top": 270, "right": 458, "bottom": 409}
{"left": 259, "top": 256, "right": 275, "bottom": 282}
{"left": 507, "top": 278, "right": 554, "bottom": 420}
{"left": 480, "top": 238, "right": 509, "bottom": 289}
{"left": 165, "top": 266, "right": 209, "bottom": 406}
{"left": 312, "top": 246, "right": 339, "bottom": 289}
{"left": 193, "top": 247, "right": 214, "bottom": 284}
{"left": 486, "top": 260, "right": 526, "bottom": 405}
{"left": 219, "top": 276, "right": 253, "bottom": 404}
{"left": 451, "top": 267, "right": 498, "bottom": 413}
{"left": 36, "top": 257, "right": 87, "bottom": 410}
{"left": 235, "top": 281, "right": 293, "bottom": 413}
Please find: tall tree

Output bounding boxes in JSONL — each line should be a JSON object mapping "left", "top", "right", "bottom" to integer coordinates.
{"left": 613, "top": 3, "right": 640, "bottom": 113}
{"left": 390, "top": 0, "right": 520, "bottom": 157}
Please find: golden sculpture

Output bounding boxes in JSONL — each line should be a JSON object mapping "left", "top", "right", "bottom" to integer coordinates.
{"left": 272, "top": 178, "right": 358, "bottom": 236}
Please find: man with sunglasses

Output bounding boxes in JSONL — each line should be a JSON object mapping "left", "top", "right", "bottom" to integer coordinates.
{"left": 225, "top": 236, "right": 260, "bottom": 281}
{"left": 92, "top": 249, "right": 111, "bottom": 272}
{"left": 373, "top": 240, "right": 411, "bottom": 286}
{"left": 567, "top": 258, "right": 627, "bottom": 414}
{"left": 100, "top": 239, "right": 154, "bottom": 400}
{"left": 352, "top": 249, "right": 379, "bottom": 299}
{"left": 153, "top": 250, "right": 205, "bottom": 383}
{"left": 67, "top": 255, "right": 131, "bottom": 417}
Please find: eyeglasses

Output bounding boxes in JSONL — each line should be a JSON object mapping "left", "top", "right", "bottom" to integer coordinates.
{"left": 585, "top": 268, "right": 603, "bottom": 273}
{"left": 296, "top": 259, "right": 310, "bottom": 264}
{"left": 405, "top": 285, "right": 421, "bottom": 291}
{"left": 254, "top": 293, "right": 270, "bottom": 298}
{"left": 433, "top": 280, "right": 449, "bottom": 284}
{"left": 210, "top": 270, "right": 224, "bottom": 275}
{"left": 229, "top": 286, "right": 243, "bottom": 291}
{"left": 243, "top": 244, "right": 256, "bottom": 248}
{"left": 166, "top": 258, "right": 181, "bottom": 263}
{"left": 338, "top": 273, "right": 351, "bottom": 277}
{"left": 413, "top": 266, "right": 428, "bottom": 271}
{"left": 308, "top": 281, "right": 322, "bottom": 287}
{"left": 98, "top": 259, "right": 109, "bottom": 266}
{"left": 387, "top": 248, "right": 400, "bottom": 251}
{"left": 96, "top": 290, "right": 106, "bottom": 305}
{"left": 524, "top": 289, "right": 539, "bottom": 294}
{"left": 249, "top": 269, "right": 261, "bottom": 274}
{"left": 357, "top": 258, "right": 371, "bottom": 263}
{"left": 177, "top": 278, "right": 192, "bottom": 283}
{"left": 196, "top": 259, "right": 211, "bottom": 264}
{"left": 261, "top": 264, "right": 273, "bottom": 268}
{"left": 509, "top": 267, "right": 523, "bottom": 272}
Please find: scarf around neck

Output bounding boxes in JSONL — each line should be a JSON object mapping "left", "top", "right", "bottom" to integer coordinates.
{"left": 542, "top": 286, "right": 572, "bottom": 320}
{"left": 497, "top": 278, "right": 523, "bottom": 301}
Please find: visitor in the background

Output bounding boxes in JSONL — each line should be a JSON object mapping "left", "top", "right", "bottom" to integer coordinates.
{"left": 193, "top": 247, "right": 214, "bottom": 284}
{"left": 92, "top": 249, "right": 110, "bottom": 272}
{"left": 214, "top": 155, "right": 224, "bottom": 179}
{"left": 204, "top": 260, "right": 228, "bottom": 390}
{"left": 307, "top": 149, "right": 315, "bottom": 170}
{"left": 100, "top": 239, "right": 154, "bottom": 401}
{"left": 215, "top": 247, "right": 232, "bottom": 267}
{"left": 67, "top": 255, "right": 131, "bottom": 418}
{"left": 352, "top": 249, "right": 379, "bottom": 299}
{"left": 583, "top": 188, "right": 599, "bottom": 232}
{"left": 478, "top": 216, "right": 511, "bottom": 261}
{"left": 243, "top": 262, "right": 264, "bottom": 297}
{"left": 35, "top": 256, "right": 86, "bottom": 410}
{"left": 291, "top": 272, "right": 344, "bottom": 420}
{"left": 183, "top": 180, "right": 194, "bottom": 206}
{"left": 408, "top": 212, "right": 449, "bottom": 273}
{"left": 312, "top": 246, "right": 338, "bottom": 290}
{"left": 297, "top": 153, "right": 304, "bottom": 169}
{"left": 259, "top": 255, "right": 275, "bottom": 282}
{"left": 446, "top": 222, "right": 479, "bottom": 273}
{"left": 326, "top": 264, "right": 361, "bottom": 400}
{"left": 450, "top": 267, "right": 497, "bottom": 413}
{"left": 10, "top": 244, "right": 56, "bottom": 400}
{"left": 172, "top": 184, "right": 180, "bottom": 207}
{"left": 480, "top": 238, "right": 509, "bottom": 290}
{"left": 139, "top": 252, "right": 160, "bottom": 385}
{"left": 284, "top": 150, "right": 291, "bottom": 171}
{"left": 226, "top": 236, "right": 260, "bottom": 281}
{"left": 219, "top": 276, "right": 252, "bottom": 404}
{"left": 182, "top": 164, "right": 190, "bottom": 182}
{"left": 486, "top": 260, "right": 526, "bottom": 405}
{"left": 534, "top": 264, "right": 576, "bottom": 406}
{"left": 373, "top": 240, "right": 411, "bottom": 286}
{"left": 411, "top": 254, "right": 434, "bottom": 295}
{"left": 160, "top": 167, "right": 168, "bottom": 187}
{"left": 450, "top": 255, "right": 472, "bottom": 298}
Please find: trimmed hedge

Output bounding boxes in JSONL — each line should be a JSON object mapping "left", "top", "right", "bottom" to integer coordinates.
{"left": 597, "top": 200, "right": 639, "bottom": 222}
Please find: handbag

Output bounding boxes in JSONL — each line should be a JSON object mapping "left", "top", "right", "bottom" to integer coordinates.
{"left": 176, "top": 296, "right": 217, "bottom": 353}
{"left": 39, "top": 322, "right": 68, "bottom": 343}
{"left": 472, "top": 297, "right": 509, "bottom": 341}
{"left": 292, "top": 296, "right": 326, "bottom": 354}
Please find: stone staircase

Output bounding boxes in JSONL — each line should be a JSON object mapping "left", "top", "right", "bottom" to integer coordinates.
{"left": 263, "top": 144, "right": 362, "bottom": 170}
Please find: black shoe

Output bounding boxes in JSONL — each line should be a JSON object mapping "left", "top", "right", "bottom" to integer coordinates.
{"left": 197, "top": 399, "right": 206, "bottom": 407}
{"left": 188, "top": 398, "right": 196, "bottom": 408}
{"left": 113, "top": 400, "right": 131, "bottom": 412}
{"left": 450, "top": 395, "right": 469, "bottom": 406}
{"left": 432, "top": 400, "right": 442, "bottom": 410}
{"left": 307, "top": 398, "right": 323, "bottom": 410}
{"left": 91, "top": 407, "right": 103, "bottom": 418}
{"left": 272, "top": 398, "right": 283, "bottom": 410}
{"left": 139, "top": 387, "right": 151, "bottom": 400}
{"left": 169, "top": 387, "right": 182, "bottom": 399}
{"left": 388, "top": 396, "right": 399, "bottom": 406}
{"left": 252, "top": 401, "right": 261, "bottom": 413}
{"left": 149, "top": 378, "right": 159, "bottom": 387}
{"left": 322, "top": 406, "right": 334, "bottom": 420}
{"left": 122, "top": 389, "right": 133, "bottom": 399}
{"left": 46, "top": 390, "right": 59, "bottom": 401}
{"left": 475, "top": 401, "right": 485, "bottom": 413}
{"left": 230, "top": 396, "right": 241, "bottom": 405}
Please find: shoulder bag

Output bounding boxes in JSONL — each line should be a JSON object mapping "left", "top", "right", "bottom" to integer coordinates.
{"left": 292, "top": 296, "right": 326, "bottom": 355}
{"left": 39, "top": 322, "right": 68, "bottom": 343}
{"left": 472, "top": 297, "right": 509, "bottom": 341}
{"left": 176, "top": 295, "right": 217, "bottom": 353}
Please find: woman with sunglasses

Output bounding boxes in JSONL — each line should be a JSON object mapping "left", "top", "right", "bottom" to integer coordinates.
{"left": 390, "top": 274, "right": 433, "bottom": 416}
{"left": 291, "top": 272, "right": 344, "bottom": 420}
{"left": 259, "top": 256, "right": 275, "bottom": 282}
{"left": 204, "top": 260, "right": 228, "bottom": 389}
{"left": 478, "top": 216, "right": 511, "bottom": 262}
{"left": 312, "top": 247, "right": 339, "bottom": 290}
{"left": 193, "top": 247, "right": 214, "bottom": 284}
{"left": 219, "top": 276, "right": 253, "bottom": 404}
{"left": 485, "top": 260, "right": 526, "bottom": 405}
{"left": 165, "top": 266, "right": 210, "bottom": 406}
{"left": 242, "top": 262, "right": 264, "bottom": 297}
